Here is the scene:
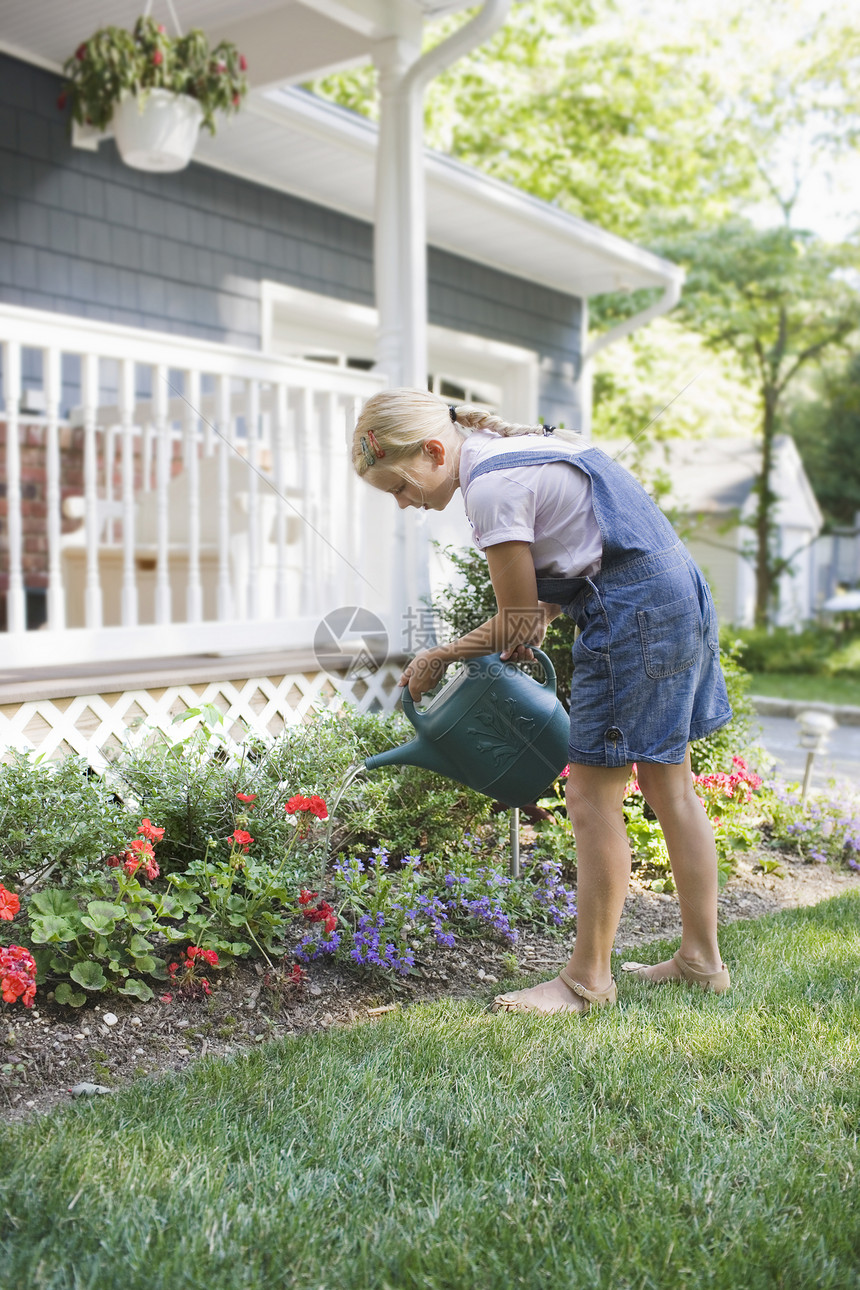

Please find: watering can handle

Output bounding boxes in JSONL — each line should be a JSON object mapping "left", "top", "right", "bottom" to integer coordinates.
{"left": 400, "top": 684, "right": 422, "bottom": 731}
{"left": 531, "top": 648, "right": 558, "bottom": 694}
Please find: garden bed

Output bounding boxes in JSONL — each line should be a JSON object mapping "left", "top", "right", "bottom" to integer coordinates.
{"left": 5, "top": 844, "right": 858, "bottom": 1123}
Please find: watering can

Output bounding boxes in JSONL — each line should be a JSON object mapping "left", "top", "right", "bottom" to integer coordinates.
{"left": 364, "top": 650, "right": 570, "bottom": 808}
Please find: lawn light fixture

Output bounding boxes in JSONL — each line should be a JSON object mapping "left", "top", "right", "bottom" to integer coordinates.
{"left": 796, "top": 709, "right": 836, "bottom": 805}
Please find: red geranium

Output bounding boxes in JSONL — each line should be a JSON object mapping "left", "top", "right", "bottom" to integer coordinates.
{"left": 0, "top": 945, "right": 37, "bottom": 1008}
{"left": 152, "top": 49, "right": 163, "bottom": 66}
{"left": 0, "top": 884, "right": 20, "bottom": 921}
{"left": 236, "top": 792, "right": 257, "bottom": 805}
{"left": 138, "top": 818, "right": 165, "bottom": 842}
{"left": 228, "top": 829, "right": 254, "bottom": 852}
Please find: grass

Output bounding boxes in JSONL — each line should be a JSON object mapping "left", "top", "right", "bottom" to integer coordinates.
{"left": 2, "top": 894, "right": 859, "bottom": 1290}
{"left": 750, "top": 671, "right": 860, "bottom": 707}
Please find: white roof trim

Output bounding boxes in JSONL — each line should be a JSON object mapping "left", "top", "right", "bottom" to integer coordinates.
{"left": 196, "top": 86, "right": 684, "bottom": 299}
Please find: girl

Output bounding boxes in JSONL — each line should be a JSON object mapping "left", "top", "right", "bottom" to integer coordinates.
{"left": 352, "top": 389, "right": 733, "bottom": 1014}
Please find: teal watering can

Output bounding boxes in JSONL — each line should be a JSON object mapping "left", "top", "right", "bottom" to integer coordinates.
{"left": 364, "top": 650, "right": 570, "bottom": 808}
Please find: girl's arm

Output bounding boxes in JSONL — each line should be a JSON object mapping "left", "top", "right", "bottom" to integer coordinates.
{"left": 400, "top": 542, "right": 561, "bottom": 699}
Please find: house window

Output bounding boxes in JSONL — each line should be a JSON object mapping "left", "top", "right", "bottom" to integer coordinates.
{"left": 261, "top": 283, "right": 537, "bottom": 423}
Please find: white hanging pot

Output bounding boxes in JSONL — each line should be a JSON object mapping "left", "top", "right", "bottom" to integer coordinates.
{"left": 112, "top": 88, "right": 203, "bottom": 173}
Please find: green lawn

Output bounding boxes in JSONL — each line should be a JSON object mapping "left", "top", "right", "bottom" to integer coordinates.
{"left": 750, "top": 671, "right": 860, "bottom": 707}
{"left": 2, "top": 893, "right": 858, "bottom": 1290}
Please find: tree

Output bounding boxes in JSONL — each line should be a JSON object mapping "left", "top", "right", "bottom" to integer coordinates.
{"left": 659, "top": 221, "right": 860, "bottom": 624}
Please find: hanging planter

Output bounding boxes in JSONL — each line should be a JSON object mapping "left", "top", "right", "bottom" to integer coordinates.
{"left": 59, "top": 8, "right": 248, "bottom": 174}
{"left": 112, "top": 88, "right": 203, "bottom": 172}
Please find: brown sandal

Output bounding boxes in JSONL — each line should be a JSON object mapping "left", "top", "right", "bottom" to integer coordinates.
{"left": 493, "top": 968, "right": 617, "bottom": 1014}
{"left": 621, "top": 950, "right": 730, "bottom": 995}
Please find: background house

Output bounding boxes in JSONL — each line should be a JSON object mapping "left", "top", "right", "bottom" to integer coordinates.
{"left": 636, "top": 435, "right": 824, "bottom": 627}
{"left": 0, "top": 0, "right": 683, "bottom": 764}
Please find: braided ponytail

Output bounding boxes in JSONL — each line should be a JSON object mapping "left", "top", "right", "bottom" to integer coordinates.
{"left": 450, "top": 402, "right": 582, "bottom": 443}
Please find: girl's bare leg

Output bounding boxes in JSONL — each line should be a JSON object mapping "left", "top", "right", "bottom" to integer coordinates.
{"left": 496, "top": 764, "right": 630, "bottom": 1013}
{"left": 633, "top": 749, "right": 724, "bottom": 979}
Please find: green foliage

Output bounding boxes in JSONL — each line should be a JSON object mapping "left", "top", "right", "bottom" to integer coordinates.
{"left": 728, "top": 624, "right": 860, "bottom": 678}
{"left": 0, "top": 751, "right": 131, "bottom": 888}
{"left": 788, "top": 352, "right": 860, "bottom": 527}
{"left": 60, "top": 15, "right": 248, "bottom": 134}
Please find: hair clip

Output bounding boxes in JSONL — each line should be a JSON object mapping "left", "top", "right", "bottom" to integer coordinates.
{"left": 542, "top": 424, "right": 556, "bottom": 436}
{"left": 360, "top": 435, "right": 376, "bottom": 467}
{"left": 449, "top": 405, "right": 458, "bottom": 423}
{"left": 367, "top": 430, "right": 385, "bottom": 459}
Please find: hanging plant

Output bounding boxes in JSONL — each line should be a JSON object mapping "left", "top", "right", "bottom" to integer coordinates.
{"left": 58, "top": 15, "right": 248, "bottom": 137}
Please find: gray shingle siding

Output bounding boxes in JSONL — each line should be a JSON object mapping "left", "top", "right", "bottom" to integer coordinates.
{"left": 0, "top": 53, "right": 583, "bottom": 426}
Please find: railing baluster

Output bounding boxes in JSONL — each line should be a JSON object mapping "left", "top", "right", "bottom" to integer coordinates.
{"left": 245, "top": 379, "right": 260, "bottom": 619}
{"left": 273, "top": 382, "right": 289, "bottom": 618}
{"left": 119, "top": 357, "right": 137, "bottom": 627}
{"left": 82, "top": 351, "right": 102, "bottom": 629}
{"left": 298, "top": 386, "right": 314, "bottom": 618}
{"left": 153, "top": 363, "right": 171, "bottom": 624}
{"left": 3, "top": 341, "right": 25, "bottom": 632}
{"left": 44, "top": 345, "right": 65, "bottom": 630}
{"left": 185, "top": 368, "right": 202, "bottom": 622}
{"left": 321, "top": 390, "right": 336, "bottom": 611}
{"left": 142, "top": 418, "right": 153, "bottom": 493}
{"left": 216, "top": 374, "right": 232, "bottom": 621}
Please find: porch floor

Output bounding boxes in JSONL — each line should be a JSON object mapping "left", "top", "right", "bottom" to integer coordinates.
{"left": 0, "top": 648, "right": 345, "bottom": 703}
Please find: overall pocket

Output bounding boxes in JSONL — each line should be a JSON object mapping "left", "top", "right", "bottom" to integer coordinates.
{"left": 637, "top": 595, "right": 700, "bottom": 678}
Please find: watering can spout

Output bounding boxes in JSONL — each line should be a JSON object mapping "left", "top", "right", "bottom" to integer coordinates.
{"left": 364, "top": 738, "right": 451, "bottom": 779}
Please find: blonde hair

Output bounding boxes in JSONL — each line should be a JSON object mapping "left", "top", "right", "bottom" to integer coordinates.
{"left": 351, "top": 388, "right": 581, "bottom": 477}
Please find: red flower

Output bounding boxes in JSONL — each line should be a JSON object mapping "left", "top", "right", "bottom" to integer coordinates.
{"left": 138, "top": 818, "right": 165, "bottom": 842}
{"left": 236, "top": 792, "right": 257, "bottom": 805}
{"left": 106, "top": 854, "right": 123, "bottom": 868}
{"left": 129, "top": 837, "right": 155, "bottom": 859}
{"left": 0, "top": 885, "right": 20, "bottom": 921}
{"left": 239, "top": 54, "right": 248, "bottom": 71}
{"left": 285, "top": 794, "right": 328, "bottom": 820}
{"left": 123, "top": 853, "right": 142, "bottom": 877}
{"left": 152, "top": 49, "right": 164, "bottom": 66}
{"left": 56, "top": 93, "right": 67, "bottom": 111}
{"left": 144, "top": 859, "right": 160, "bottom": 881}
{"left": 160, "top": 993, "right": 173, "bottom": 1003}
{"left": 75, "top": 43, "right": 87, "bottom": 61}
{"left": 158, "top": 23, "right": 166, "bottom": 33}
{"left": 289, "top": 964, "right": 305, "bottom": 984}
{"left": 229, "top": 829, "right": 254, "bottom": 850}
{"left": 298, "top": 889, "right": 318, "bottom": 906}
{"left": 232, "top": 93, "right": 241, "bottom": 107}
{"left": 0, "top": 945, "right": 37, "bottom": 1008}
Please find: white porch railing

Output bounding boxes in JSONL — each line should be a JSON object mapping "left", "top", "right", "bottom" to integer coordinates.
{"left": 0, "top": 304, "right": 402, "bottom": 670}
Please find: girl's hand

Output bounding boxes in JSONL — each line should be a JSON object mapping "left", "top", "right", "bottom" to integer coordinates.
{"left": 399, "top": 650, "right": 448, "bottom": 701}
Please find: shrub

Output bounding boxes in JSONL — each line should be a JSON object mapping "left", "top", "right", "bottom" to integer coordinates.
{"left": 0, "top": 751, "right": 131, "bottom": 889}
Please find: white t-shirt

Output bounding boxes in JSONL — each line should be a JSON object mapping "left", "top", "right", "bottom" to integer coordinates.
{"left": 459, "top": 430, "right": 602, "bottom": 579}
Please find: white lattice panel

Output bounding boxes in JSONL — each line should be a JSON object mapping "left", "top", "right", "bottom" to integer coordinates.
{"left": 0, "top": 665, "right": 404, "bottom": 771}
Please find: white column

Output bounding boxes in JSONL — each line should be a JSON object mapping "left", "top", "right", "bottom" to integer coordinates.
{"left": 578, "top": 298, "right": 593, "bottom": 441}
{"left": 373, "top": 34, "right": 425, "bottom": 390}
{"left": 119, "top": 357, "right": 138, "bottom": 627}
{"left": 82, "top": 351, "right": 103, "bottom": 629}
{"left": 3, "top": 342, "right": 25, "bottom": 632}
{"left": 44, "top": 346, "right": 66, "bottom": 630}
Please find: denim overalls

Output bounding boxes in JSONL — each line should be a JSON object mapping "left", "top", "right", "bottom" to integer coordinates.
{"left": 467, "top": 443, "right": 733, "bottom": 767}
